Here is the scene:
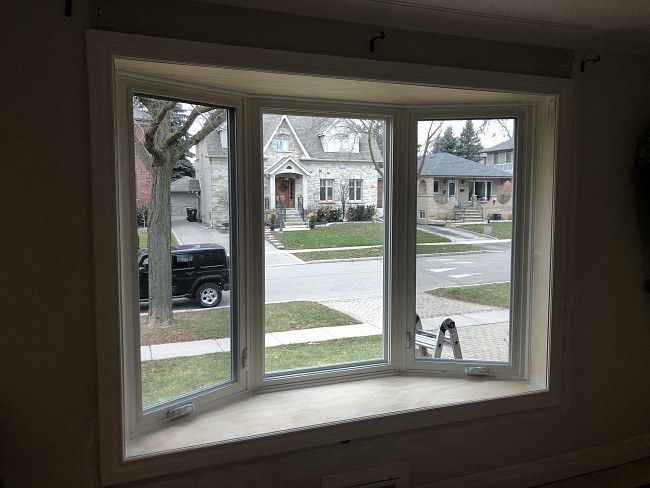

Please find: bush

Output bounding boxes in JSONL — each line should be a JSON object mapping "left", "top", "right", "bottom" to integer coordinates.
{"left": 347, "top": 204, "right": 376, "bottom": 221}
{"left": 316, "top": 205, "right": 343, "bottom": 223}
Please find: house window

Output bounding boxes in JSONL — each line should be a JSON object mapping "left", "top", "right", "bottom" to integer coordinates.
{"left": 506, "top": 151, "right": 512, "bottom": 164}
{"left": 419, "top": 210, "right": 426, "bottom": 219}
{"left": 349, "top": 179, "right": 362, "bottom": 201}
{"left": 414, "top": 119, "right": 514, "bottom": 371}
{"left": 90, "top": 34, "right": 562, "bottom": 482}
{"left": 433, "top": 179, "right": 440, "bottom": 194}
{"left": 320, "top": 178, "right": 334, "bottom": 200}
{"left": 470, "top": 180, "right": 493, "bottom": 202}
{"left": 266, "top": 113, "right": 386, "bottom": 377}
{"left": 493, "top": 152, "right": 500, "bottom": 165}
{"left": 274, "top": 132, "right": 290, "bottom": 151}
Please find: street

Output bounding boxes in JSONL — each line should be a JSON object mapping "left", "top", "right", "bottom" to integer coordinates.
{"left": 142, "top": 247, "right": 511, "bottom": 311}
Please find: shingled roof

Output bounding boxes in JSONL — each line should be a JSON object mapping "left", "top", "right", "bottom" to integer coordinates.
{"left": 420, "top": 152, "right": 513, "bottom": 178}
{"left": 203, "top": 114, "right": 383, "bottom": 162}
{"left": 483, "top": 138, "right": 514, "bottom": 153}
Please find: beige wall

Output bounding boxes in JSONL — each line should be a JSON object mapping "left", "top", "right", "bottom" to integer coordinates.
{"left": 2, "top": 1, "right": 650, "bottom": 486}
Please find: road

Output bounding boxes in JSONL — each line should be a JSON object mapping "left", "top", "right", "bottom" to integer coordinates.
{"left": 144, "top": 247, "right": 511, "bottom": 311}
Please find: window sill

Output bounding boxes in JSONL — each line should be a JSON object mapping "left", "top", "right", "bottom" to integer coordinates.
{"left": 125, "top": 374, "right": 551, "bottom": 473}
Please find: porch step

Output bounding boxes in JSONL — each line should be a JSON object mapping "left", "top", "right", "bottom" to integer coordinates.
{"left": 280, "top": 208, "right": 307, "bottom": 227}
{"left": 455, "top": 206, "right": 484, "bottom": 222}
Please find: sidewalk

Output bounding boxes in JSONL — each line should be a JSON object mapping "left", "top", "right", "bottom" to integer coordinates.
{"left": 160, "top": 216, "right": 511, "bottom": 362}
{"left": 141, "top": 308, "right": 509, "bottom": 362}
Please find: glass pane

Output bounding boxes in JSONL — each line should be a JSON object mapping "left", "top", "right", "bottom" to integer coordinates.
{"left": 415, "top": 118, "right": 514, "bottom": 362}
{"left": 133, "top": 95, "right": 235, "bottom": 409}
{"left": 263, "top": 113, "right": 386, "bottom": 374}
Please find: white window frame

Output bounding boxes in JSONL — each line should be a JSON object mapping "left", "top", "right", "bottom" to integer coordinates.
{"left": 349, "top": 178, "right": 363, "bottom": 201}
{"left": 320, "top": 178, "right": 334, "bottom": 201}
{"left": 418, "top": 210, "right": 426, "bottom": 219}
{"left": 88, "top": 30, "right": 569, "bottom": 485}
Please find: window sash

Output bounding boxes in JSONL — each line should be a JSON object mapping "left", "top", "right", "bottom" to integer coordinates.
{"left": 349, "top": 179, "right": 362, "bottom": 201}
{"left": 320, "top": 179, "right": 334, "bottom": 200}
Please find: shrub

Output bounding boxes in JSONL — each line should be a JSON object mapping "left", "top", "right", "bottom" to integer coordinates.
{"left": 326, "top": 207, "right": 342, "bottom": 222}
{"left": 348, "top": 204, "right": 376, "bottom": 221}
{"left": 316, "top": 205, "right": 342, "bottom": 223}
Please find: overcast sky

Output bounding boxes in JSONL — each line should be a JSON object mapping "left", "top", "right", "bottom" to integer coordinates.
{"left": 418, "top": 118, "right": 514, "bottom": 153}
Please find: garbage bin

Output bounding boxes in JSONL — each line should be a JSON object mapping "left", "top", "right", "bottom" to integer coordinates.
{"left": 186, "top": 207, "right": 197, "bottom": 222}
{"left": 492, "top": 213, "right": 502, "bottom": 220}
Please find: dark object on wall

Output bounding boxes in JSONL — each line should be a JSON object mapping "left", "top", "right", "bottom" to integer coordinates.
{"left": 369, "top": 32, "right": 385, "bottom": 53}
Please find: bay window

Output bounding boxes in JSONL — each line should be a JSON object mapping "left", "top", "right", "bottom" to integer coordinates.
{"left": 89, "top": 30, "right": 567, "bottom": 484}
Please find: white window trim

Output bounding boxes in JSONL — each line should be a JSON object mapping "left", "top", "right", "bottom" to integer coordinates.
{"left": 349, "top": 179, "right": 363, "bottom": 201}
{"left": 87, "top": 30, "right": 570, "bottom": 485}
{"left": 320, "top": 178, "right": 335, "bottom": 201}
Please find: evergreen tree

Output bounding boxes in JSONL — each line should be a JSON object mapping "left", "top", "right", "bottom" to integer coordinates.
{"left": 432, "top": 126, "right": 458, "bottom": 154}
{"left": 172, "top": 157, "right": 195, "bottom": 180}
{"left": 457, "top": 120, "right": 483, "bottom": 161}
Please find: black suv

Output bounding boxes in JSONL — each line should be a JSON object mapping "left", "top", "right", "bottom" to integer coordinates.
{"left": 138, "top": 243, "right": 230, "bottom": 308}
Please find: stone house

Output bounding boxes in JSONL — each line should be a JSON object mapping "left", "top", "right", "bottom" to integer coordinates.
{"left": 481, "top": 138, "right": 515, "bottom": 172}
{"left": 417, "top": 152, "right": 514, "bottom": 222}
{"left": 194, "top": 114, "right": 384, "bottom": 226}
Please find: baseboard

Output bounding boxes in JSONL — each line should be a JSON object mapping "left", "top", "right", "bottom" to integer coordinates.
{"left": 415, "top": 434, "right": 650, "bottom": 488}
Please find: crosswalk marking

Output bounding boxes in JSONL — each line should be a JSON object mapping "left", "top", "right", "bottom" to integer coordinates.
{"left": 449, "top": 273, "right": 483, "bottom": 278}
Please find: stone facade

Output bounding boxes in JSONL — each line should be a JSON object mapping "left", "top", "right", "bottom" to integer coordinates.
{"left": 195, "top": 114, "right": 384, "bottom": 226}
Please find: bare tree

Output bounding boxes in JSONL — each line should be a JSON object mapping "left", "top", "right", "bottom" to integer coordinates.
{"left": 477, "top": 119, "right": 513, "bottom": 140}
{"left": 417, "top": 121, "right": 444, "bottom": 177}
{"left": 135, "top": 97, "right": 226, "bottom": 326}
{"left": 338, "top": 178, "right": 350, "bottom": 219}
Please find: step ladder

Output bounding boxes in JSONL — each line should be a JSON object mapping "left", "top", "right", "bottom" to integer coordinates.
{"left": 414, "top": 315, "right": 463, "bottom": 359}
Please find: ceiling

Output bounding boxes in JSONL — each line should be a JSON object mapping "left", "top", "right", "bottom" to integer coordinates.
{"left": 201, "top": 0, "right": 650, "bottom": 53}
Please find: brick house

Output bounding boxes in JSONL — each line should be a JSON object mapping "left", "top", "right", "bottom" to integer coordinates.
{"left": 417, "top": 152, "right": 513, "bottom": 222}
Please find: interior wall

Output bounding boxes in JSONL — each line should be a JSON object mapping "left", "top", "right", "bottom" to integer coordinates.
{"left": 1, "top": 1, "right": 649, "bottom": 486}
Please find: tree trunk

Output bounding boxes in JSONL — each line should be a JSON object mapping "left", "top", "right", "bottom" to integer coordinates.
{"left": 147, "top": 163, "right": 174, "bottom": 326}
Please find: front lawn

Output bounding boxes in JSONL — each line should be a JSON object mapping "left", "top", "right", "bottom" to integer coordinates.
{"left": 293, "top": 243, "right": 481, "bottom": 261}
{"left": 427, "top": 282, "right": 510, "bottom": 308}
{"left": 141, "top": 335, "right": 382, "bottom": 407}
{"left": 461, "top": 221, "right": 512, "bottom": 240}
{"left": 140, "top": 300, "right": 359, "bottom": 345}
{"left": 274, "top": 222, "right": 449, "bottom": 250}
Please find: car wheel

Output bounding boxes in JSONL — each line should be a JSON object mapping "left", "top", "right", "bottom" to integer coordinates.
{"left": 196, "top": 283, "right": 222, "bottom": 308}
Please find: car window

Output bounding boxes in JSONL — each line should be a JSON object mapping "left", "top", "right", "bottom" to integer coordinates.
{"left": 172, "top": 253, "right": 193, "bottom": 270}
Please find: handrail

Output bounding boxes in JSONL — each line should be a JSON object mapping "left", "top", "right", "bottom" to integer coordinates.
{"left": 297, "top": 196, "right": 304, "bottom": 221}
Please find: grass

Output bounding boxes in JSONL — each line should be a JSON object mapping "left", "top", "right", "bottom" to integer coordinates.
{"left": 141, "top": 353, "right": 232, "bottom": 408}
{"left": 140, "top": 301, "right": 359, "bottom": 345}
{"left": 461, "top": 221, "right": 512, "bottom": 240}
{"left": 274, "top": 222, "right": 449, "bottom": 250}
{"left": 137, "top": 228, "right": 179, "bottom": 249}
{"left": 293, "top": 243, "right": 481, "bottom": 261}
{"left": 427, "top": 282, "right": 511, "bottom": 308}
{"left": 141, "top": 335, "right": 382, "bottom": 407}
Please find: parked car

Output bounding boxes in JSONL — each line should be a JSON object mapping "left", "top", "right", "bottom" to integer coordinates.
{"left": 138, "top": 243, "right": 230, "bottom": 307}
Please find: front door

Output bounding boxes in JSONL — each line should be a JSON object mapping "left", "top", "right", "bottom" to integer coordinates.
{"left": 448, "top": 180, "right": 458, "bottom": 205}
{"left": 275, "top": 177, "right": 295, "bottom": 208}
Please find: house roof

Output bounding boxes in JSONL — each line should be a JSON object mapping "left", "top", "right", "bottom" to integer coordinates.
{"left": 170, "top": 176, "right": 193, "bottom": 192}
{"left": 483, "top": 138, "right": 514, "bottom": 153}
{"left": 203, "top": 114, "right": 383, "bottom": 162}
{"left": 420, "top": 152, "right": 513, "bottom": 178}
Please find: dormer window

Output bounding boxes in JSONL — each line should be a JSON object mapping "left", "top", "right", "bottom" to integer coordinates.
{"left": 273, "top": 131, "right": 290, "bottom": 151}
{"left": 323, "top": 132, "right": 359, "bottom": 153}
